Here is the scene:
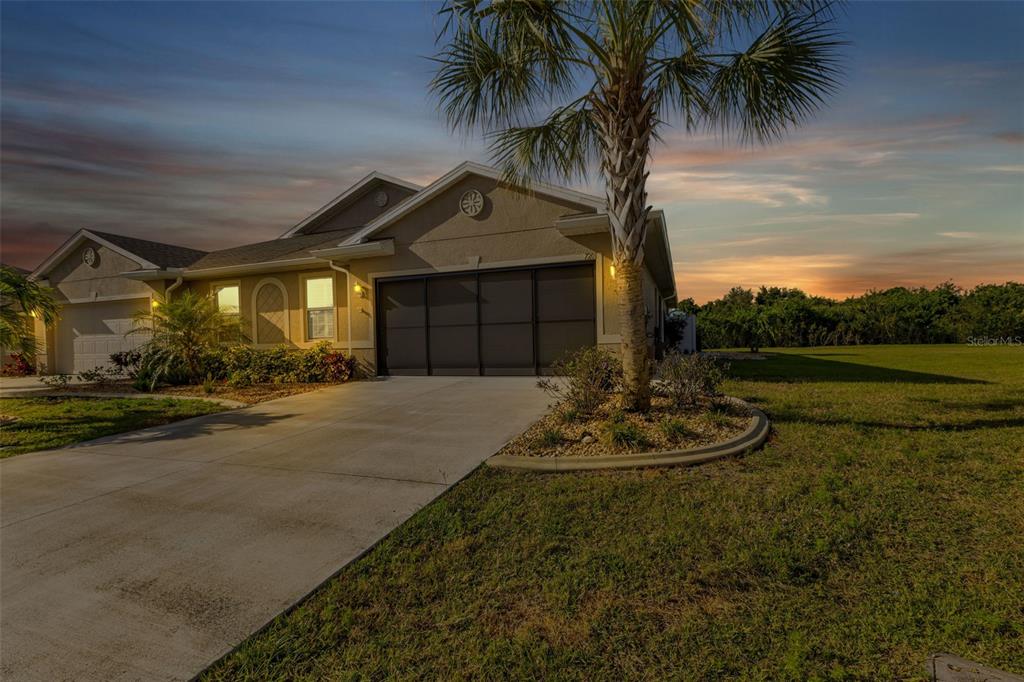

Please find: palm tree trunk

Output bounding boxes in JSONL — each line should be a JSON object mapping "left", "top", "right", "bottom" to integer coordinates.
{"left": 615, "top": 259, "right": 650, "bottom": 410}
{"left": 593, "top": 68, "right": 655, "bottom": 411}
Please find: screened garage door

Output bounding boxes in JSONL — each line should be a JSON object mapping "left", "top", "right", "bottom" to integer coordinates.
{"left": 376, "top": 263, "right": 596, "bottom": 376}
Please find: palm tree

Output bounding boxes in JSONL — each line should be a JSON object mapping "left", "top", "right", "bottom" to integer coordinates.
{"left": 431, "top": 0, "right": 843, "bottom": 410}
{"left": 130, "top": 290, "right": 243, "bottom": 387}
{"left": 0, "top": 265, "right": 60, "bottom": 362}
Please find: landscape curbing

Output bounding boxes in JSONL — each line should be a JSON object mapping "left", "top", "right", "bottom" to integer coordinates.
{"left": 487, "top": 396, "right": 770, "bottom": 472}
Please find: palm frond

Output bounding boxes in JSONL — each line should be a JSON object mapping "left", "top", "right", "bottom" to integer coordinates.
{"left": 705, "top": 7, "right": 844, "bottom": 143}
{"left": 487, "top": 102, "right": 599, "bottom": 186}
{"left": 431, "top": 0, "right": 585, "bottom": 131}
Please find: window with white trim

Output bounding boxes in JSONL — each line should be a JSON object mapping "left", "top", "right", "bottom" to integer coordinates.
{"left": 305, "top": 277, "right": 335, "bottom": 339}
{"left": 215, "top": 285, "right": 240, "bottom": 315}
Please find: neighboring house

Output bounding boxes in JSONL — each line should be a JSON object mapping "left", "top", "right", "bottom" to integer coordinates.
{"left": 30, "top": 161, "right": 676, "bottom": 376}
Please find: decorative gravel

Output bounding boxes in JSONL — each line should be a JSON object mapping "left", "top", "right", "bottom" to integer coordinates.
{"left": 496, "top": 396, "right": 752, "bottom": 458}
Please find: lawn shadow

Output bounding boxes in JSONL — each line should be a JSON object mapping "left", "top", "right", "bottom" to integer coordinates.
{"left": 770, "top": 409, "right": 1024, "bottom": 432}
{"left": 71, "top": 409, "right": 298, "bottom": 447}
{"left": 729, "top": 352, "right": 988, "bottom": 385}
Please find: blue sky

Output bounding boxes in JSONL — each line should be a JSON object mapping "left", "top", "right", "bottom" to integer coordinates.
{"left": 2, "top": 1, "right": 1021, "bottom": 301}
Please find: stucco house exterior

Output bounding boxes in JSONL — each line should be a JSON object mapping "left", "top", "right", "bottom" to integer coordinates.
{"left": 29, "top": 161, "right": 677, "bottom": 376}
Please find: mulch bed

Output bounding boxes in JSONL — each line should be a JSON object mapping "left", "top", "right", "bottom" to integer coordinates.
{"left": 496, "top": 395, "right": 751, "bottom": 459}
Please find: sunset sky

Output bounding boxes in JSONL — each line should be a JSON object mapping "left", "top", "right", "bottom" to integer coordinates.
{"left": 2, "top": 1, "right": 1021, "bottom": 302}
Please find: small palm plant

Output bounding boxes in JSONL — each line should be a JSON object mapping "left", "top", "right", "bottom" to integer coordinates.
{"left": 130, "top": 290, "right": 242, "bottom": 388}
{"left": 432, "top": 0, "right": 843, "bottom": 410}
{"left": 0, "top": 265, "right": 60, "bottom": 361}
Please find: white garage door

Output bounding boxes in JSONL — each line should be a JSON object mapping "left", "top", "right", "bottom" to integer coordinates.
{"left": 56, "top": 299, "right": 151, "bottom": 374}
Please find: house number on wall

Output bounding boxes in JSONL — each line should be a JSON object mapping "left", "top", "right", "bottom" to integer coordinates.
{"left": 459, "top": 189, "right": 484, "bottom": 217}
{"left": 82, "top": 247, "right": 97, "bottom": 267}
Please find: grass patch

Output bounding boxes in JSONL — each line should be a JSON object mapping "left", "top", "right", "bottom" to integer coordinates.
{"left": 203, "top": 345, "right": 1024, "bottom": 680}
{"left": 0, "top": 396, "right": 226, "bottom": 456}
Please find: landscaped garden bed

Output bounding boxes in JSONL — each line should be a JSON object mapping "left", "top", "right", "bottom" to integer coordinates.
{"left": 490, "top": 348, "right": 760, "bottom": 471}
{"left": 497, "top": 395, "right": 751, "bottom": 459}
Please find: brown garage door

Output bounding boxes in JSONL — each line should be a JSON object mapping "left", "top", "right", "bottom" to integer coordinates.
{"left": 376, "top": 263, "right": 596, "bottom": 376}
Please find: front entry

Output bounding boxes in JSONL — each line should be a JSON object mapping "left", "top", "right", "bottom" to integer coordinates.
{"left": 376, "top": 263, "right": 596, "bottom": 376}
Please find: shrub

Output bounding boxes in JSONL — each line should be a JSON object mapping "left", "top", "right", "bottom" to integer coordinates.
{"left": 110, "top": 349, "right": 142, "bottom": 375}
{"left": 131, "top": 290, "right": 244, "bottom": 389}
{"left": 660, "top": 417, "right": 690, "bottom": 442}
{"left": 78, "top": 366, "right": 121, "bottom": 386}
{"left": 209, "top": 341, "right": 357, "bottom": 387}
{"left": 537, "top": 347, "right": 621, "bottom": 417}
{"left": 655, "top": 352, "right": 728, "bottom": 408}
{"left": 38, "top": 373, "right": 72, "bottom": 388}
{"left": 536, "top": 426, "right": 565, "bottom": 448}
{"left": 601, "top": 411, "right": 650, "bottom": 448}
{"left": 1, "top": 353, "right": 34, "bottom": 377}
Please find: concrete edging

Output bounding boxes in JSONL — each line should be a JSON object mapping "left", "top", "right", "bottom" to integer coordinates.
{"left": 486, "top": 396, "right": 770, "bottom": 472}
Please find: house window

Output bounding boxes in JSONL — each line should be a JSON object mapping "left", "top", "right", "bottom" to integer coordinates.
{"left": 215, "top": 285, "right": 240, "bottom": 315}
{"left": 305, "top": 277, "right": 335, "bottom": 339}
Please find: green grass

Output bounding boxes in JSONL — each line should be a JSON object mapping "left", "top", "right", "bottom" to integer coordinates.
{"left": 0, "top": 396, "right": 226, "bottom": 456}
{"left": 203, "top": 345, "right": 1024, "bottom": 681}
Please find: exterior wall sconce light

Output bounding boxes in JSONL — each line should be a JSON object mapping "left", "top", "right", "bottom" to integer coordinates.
{"left": 353, "top": 283, "right": 367, "bottom": 299}
{"left": 609, "top": 264, "right": 616, "bottom": 279}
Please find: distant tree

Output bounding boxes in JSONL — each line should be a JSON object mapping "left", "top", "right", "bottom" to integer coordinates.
{"left": 692, "top": 281, "right": 1023, "bottom": 348}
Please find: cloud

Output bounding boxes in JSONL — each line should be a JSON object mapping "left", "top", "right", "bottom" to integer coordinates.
{"left": 649, "top": 170, "right": 827, "bottom": 208}
{"left": 994, "top": 132, "right": 1024, "bottom": 144}
{"left": 968, "top": 165, "right": 1024, "bottom": 174}
{"left": 938, "top": 231, "right": 980, "bottom": 239}
{"left": 750, "top": 212, "right": 921, "bottom": 227}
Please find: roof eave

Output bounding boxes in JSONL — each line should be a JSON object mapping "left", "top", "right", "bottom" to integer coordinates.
{"left": 309, "top": 239, "right": 396, "bottom": 261}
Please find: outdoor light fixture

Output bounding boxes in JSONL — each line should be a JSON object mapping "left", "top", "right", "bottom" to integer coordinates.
{"left": 609, "top": 264, "right": 616, "bottom": 279}
{"left": 353, "top": 283, "right": 367, "bottom": 298}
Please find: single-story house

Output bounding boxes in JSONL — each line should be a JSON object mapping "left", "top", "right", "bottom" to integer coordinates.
{"left": 29, "top": 161, "right": 677, "bottom": 376}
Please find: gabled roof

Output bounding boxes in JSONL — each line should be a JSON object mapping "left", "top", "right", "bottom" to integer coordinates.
{"left": 278, "top": 171, "right": 422, "bottom": 239}
{"left": 185, "top": 228, "right": 360, "bottom": 272}
{"left": 340, "top": 161, "right": 605, "bottom": 246}
{"left": 31, "top": 229, "right": 207, "bottom": 279}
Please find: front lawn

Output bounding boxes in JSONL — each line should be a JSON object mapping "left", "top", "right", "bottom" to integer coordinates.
{"left": 0, "top": 396, "right": 227, "bottom": 457}
{"left": 203, "top": 345, "right": 1023, "bottom": 680}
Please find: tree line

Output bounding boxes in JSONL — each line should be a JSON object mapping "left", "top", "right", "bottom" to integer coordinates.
{"left": 677, "top": 282, "right": 1024, "bottom": 350}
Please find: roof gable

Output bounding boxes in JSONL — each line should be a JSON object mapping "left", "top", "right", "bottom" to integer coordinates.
{"left": 340, "top": 162, "right": 604, "bottom": 247}
{"left": 31, "top": 229, "right": 205, "bottom": 279}
{"left": 279, "top": 172, "right": 421, "bottom": 239}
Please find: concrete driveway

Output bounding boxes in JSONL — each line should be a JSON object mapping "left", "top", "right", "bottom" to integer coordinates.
{"left": 0, "top": 377, "right": 545, "bottom": 681}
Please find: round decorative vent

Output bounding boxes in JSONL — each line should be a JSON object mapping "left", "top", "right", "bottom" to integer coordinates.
{"left": 459, "top": 189, "right": 484, "bottom": 217}
{"left": 82, "top": 247, "right": 97, "bottom": 267}
{"left": 373, "top": 190, "right": 389, "bottom": 208}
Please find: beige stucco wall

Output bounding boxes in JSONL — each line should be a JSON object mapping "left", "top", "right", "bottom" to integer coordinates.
{"left": 185, "top": 268, "right": 351, "bottom": 350}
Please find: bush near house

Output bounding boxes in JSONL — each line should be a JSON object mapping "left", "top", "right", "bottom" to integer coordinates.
{"left": 1, "top": 353, "right": 34, "bottom": 377}
{"left": 112, "top": 341, "right": 357, "bottom": 389}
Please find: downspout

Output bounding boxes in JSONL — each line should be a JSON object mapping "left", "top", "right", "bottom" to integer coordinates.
{"left": 164, "top": 276, "right": 184, "bottom": 302}
{"left": 324, "top": 261, "right": 353, "bottom": 356}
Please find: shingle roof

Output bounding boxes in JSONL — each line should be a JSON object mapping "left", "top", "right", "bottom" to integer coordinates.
{"left": 184, "top": 228, "right": 359, "bottom": 271}
{"left": 90, "top": 230, "right": 208, "bottom": 269}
